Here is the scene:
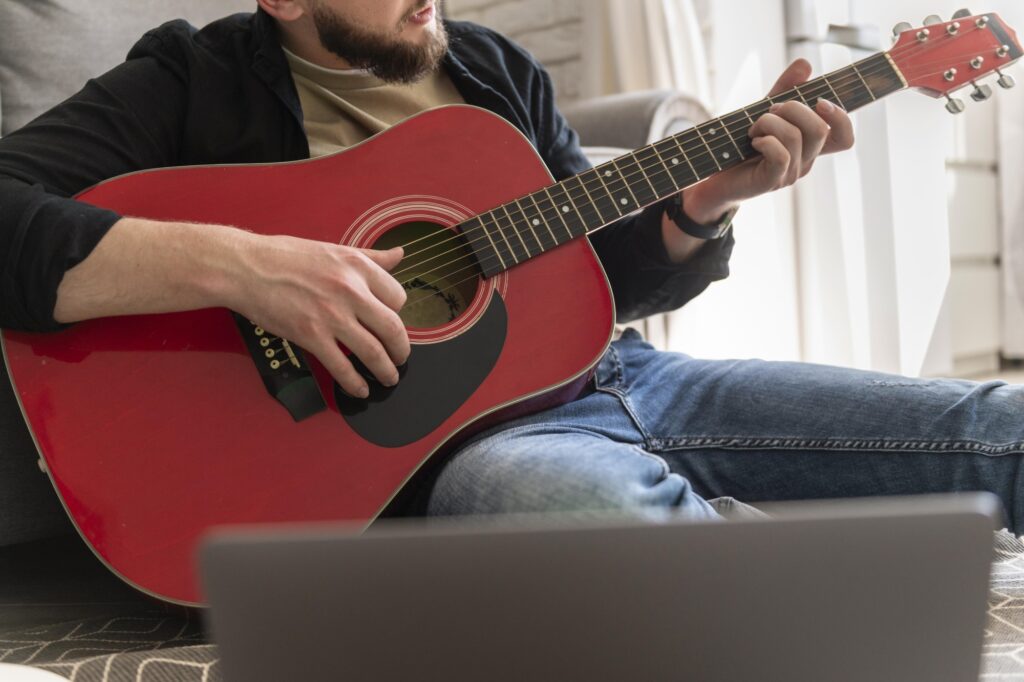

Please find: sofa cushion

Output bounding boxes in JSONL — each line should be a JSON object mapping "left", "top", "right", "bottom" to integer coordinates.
{"left": 0, "top": 0, "right": 253, "bottom": 546}
{"left": 0, "top": 0, "right": 254, "bottom": 135}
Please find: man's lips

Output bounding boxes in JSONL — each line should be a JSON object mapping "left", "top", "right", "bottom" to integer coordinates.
{"left": 409, "top": 2, "right": 435, "bottom": 25}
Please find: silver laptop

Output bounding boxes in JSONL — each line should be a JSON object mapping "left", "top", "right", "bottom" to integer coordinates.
{"left": 201, "top": 494, "right": 1001, "bottom": 682}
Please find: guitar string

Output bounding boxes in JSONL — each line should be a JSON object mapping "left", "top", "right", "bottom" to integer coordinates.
{"left": 394, "top": 46, "right": 991, "bottom": 295}
{"left": 397, "top": 53, "right": 997, "bottom": 310}
{"left": 393, "top": 48, "right": 998, "bottom": 291}
{"left": 398, "top": 43, "right": 1008, "bottom": 313}
{"left": 390, "top": 29, "right": 992, "bottom": 277}
{"left": 387, "top": 24, "right": 992, "bottom": 277}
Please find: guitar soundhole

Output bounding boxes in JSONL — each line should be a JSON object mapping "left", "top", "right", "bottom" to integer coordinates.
{"left": 373, "top": 221, "right": 481, "bottom": 330}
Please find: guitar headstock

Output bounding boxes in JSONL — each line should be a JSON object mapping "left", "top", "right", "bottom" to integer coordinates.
{"left": 889, "top": 9, "right": 1021, "bottom": 113}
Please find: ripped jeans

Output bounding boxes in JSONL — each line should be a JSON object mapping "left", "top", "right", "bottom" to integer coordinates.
{"left": 423, "top": 329, "right": 1024, "bottom": 531}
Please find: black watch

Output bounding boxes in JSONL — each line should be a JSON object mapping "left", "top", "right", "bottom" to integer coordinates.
{"left": 665, "top": 194, "right": 736, "bottom": 241}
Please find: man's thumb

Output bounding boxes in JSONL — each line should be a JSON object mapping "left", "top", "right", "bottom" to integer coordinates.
{"left": 361, "top": 246, "right": 404, "bottom": 271}
{"left": 767, "top": 58, "right": 813, "bottom": 98}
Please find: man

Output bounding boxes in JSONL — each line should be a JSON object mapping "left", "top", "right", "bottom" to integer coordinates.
{"left": 1, "top": 0, "right": 1021, "bottom": 528}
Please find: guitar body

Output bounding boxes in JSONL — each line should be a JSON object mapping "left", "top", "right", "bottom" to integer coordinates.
{"left": 1, "top": 105, "right": 615, "bottom": 605}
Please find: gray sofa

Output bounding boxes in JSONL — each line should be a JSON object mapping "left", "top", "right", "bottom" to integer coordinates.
{"left": 3, "top": 2, "right": 1024, "bottom": 680}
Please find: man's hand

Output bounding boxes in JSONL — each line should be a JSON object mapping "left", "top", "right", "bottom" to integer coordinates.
{"left": 679, "top": 58, "right": 856, "bottom": 226}
{"left": 55, "top": 218, "right": 410, "bottom": 399}
{"left": 227, "top": 235, "right": 409, "bottom": 399}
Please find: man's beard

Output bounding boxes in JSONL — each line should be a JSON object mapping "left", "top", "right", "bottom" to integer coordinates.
{"left": 311, "top": 2, "right": 449, "bottom": 84}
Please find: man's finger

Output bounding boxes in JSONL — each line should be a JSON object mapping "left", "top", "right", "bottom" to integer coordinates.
{"left": 815, "top": 99, "right": 856, "bottom": 155}
{"left": 767, "top": 100, "right": 829, "bottom": 170}
{"left": 768, "top": 58, "right": 813, "bottom": 98}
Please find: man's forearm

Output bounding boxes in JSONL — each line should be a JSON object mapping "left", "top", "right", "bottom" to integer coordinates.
{"left": 53, "top": 217, "right": 247, "bottom": 323}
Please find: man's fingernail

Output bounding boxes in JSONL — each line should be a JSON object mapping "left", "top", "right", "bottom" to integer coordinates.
{"left": 818, "top": 98, "right": 835, "bottom": 112}
{"left": 769, "top": 103, "right": 783, "bottom": 112}
{"left": 357, "top": 385, "right": 369, "bottom": 398}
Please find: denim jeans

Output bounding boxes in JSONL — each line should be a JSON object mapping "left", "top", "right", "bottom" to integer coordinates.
{"left": 424, "top": 329, "right": 1024, "bottom": 531}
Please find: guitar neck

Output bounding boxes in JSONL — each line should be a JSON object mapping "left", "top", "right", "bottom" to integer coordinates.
{"left": 465, "top": 51, "right": 906, "bottom": 278}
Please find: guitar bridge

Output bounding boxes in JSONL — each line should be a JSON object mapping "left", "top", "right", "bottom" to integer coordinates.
{"left": 233, "top": 313, "right": 327, "bottom": 422}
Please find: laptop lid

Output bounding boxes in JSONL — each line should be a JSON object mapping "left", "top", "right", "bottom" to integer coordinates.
{"left": 201, "top": 494, "right": 1000, "bottom": 682}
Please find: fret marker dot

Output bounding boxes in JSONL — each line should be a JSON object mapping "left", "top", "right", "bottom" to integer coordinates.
{"left": 722, "top": 152, "right": 731, "bottom": 160}
{"left": 605, "top": 171, "right": 613, "bottom": 177}
{"left": 561, "top": 206, "right": 570, "bottom": 213}
{"left": 672, "top": 158, "right": 680, "bottom": 165}
{"left": 620, "top": 198, "right": 628, "bottom": 206}
{"left": 532, "top": 219, "right": 540, "bottom": 226}
{"left": 709, "top": 128, "right": 717, "bottom": 135}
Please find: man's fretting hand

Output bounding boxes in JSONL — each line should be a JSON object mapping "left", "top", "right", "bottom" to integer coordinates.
{"left": 227, "top": 236, "right": 409, "bottom": 398}
{"left": 678, "top": 58, "right": 856, "bottom": 226}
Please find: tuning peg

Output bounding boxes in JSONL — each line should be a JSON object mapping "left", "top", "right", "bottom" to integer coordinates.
{"left": 952, "top": 8, "right": 973, "bottom": 19}
{"left": 888, "top": 21, "right": 913, "bottom": 37}
{"left": 970, "top": 83, "right": 993, "bottom": 101}
{"left": 892, "top": 21, "right": 913, "bottom": 37}
{"left": 998, "top": 70, "right": 1017, "bottom": 89}
{"left": 924, "top": 15, "right": 943, "bottom": 25}
{"left": 945, "top": 96, "right": 966, "bottom": 114}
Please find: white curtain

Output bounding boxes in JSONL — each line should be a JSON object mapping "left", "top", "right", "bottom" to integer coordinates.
{"left": 580, "top": 0, "right": 710, "bottom": 348}
{"left": 996, "top": 1, "right": 1024, "bottom": 358}
{"left": 581, "top": 0, "right": 711, "bottom": 105}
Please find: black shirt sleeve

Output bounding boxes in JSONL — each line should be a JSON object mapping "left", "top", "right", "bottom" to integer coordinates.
{"left": 527, "top": 57, "right": 734, "bottom": 325}
{"left": 0, "top": 34, "right": 187, "bottom": 331}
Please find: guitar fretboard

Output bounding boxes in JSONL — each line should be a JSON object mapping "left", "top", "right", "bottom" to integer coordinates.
{"left": 463, "top": 51, "right": 906, "bottom": 277}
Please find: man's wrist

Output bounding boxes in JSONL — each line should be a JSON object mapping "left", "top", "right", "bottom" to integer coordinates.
{"left": 666, "top": 192, "right": 737, "bottom": 241}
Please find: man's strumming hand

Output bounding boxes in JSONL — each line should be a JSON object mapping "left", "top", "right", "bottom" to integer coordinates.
{"left": 55, "top": 219, "right": 410, "bottom": 399}
{"left": 226, "top": 235, "right": 409, "bottom": 398}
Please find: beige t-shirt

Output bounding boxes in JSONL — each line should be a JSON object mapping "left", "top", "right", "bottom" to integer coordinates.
{"left": 283, "top": 47, "right": 465, "bottom": 158}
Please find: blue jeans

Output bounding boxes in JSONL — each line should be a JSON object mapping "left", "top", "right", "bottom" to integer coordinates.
{"left": 424, "top": 329, "right": 1024, "bottom": 531}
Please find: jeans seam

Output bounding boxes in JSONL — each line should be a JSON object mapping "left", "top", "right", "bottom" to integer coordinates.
{"left": 595, "top": 386, "right": 654, "bottom": 445}
{"left": 649, "top": 436, "right": 1024, "bottom": 456}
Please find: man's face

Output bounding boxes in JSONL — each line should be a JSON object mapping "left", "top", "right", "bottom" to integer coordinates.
{"left": 309, "top": 0, "right": 448, "bottom": 84}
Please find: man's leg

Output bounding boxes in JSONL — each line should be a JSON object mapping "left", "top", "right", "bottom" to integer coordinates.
{"left": 602, "top": 330, "right": 1024, "bottom": 532}
{"left": 424, "top": 375, "right": 721, "bottom": 521}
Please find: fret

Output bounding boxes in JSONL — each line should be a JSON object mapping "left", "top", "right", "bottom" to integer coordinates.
{"left": 739, "top": 104, "right": 758, "bottom": 127}
{"left": 507, "top": 200, "right": 555, "bottom": 251}
{"left": 522, "top": 196, "right": 558, "bottom": 246}
{"left": 628, "top": 150, "right": 661, "bottom": 198}
{"left": 539, "top": 187, "right": 575, "bottom": 241}
{"left": 502, "top": 204, "right": 542, "bottom": 255}
{"left": 649, "top": 144, "right": 681, "bottom": 192}
{"left": 850, "top": 63, "right": 876, "bottom": 101}
{"left": 585, "top": 164, "right": 622, "bottom": 220}
{"left": 653, "top": 138, "right": 698, "bottom": 189}
{"left": 634, "top": 145, "right": 678, "bottom": 198}
{"left": 614, "top": 155, "right": 655, "bottom": 205}
{"left": 821, "top": 75, "right": 843, "bottom": 106}
{"left": 692, "top": 125, "right": 722, "bottom": 172}
{"left": 611, "top": 158, "right": 645, "bottom": 208}
{"left": 597, "top": 163, "right": 634, "bottom": 217}
{"left": 572, "top": 172, "right": 618, "bottom": 224}
{"left": 497, "top": 207, "right": 532, "bottom": 259}
{"left": 483, "top": 211, "right": 523, "bottom": 265}
{"left": 667, "top": 135, "right": 701, "bottom": 183}
{"left": 717, "top": 113, "right": 748, "bottom": 162}
{"left": 550, "top": 181, "right": 598, "bottom": 235}
{"left": 469, "top": 216, "right": 508, "bottom": 272}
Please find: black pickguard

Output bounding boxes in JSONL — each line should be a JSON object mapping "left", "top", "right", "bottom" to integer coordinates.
{"left": 336, "top": 294, "right": 507, "bottom": 448}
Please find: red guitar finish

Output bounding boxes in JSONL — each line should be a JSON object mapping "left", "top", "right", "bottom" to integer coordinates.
{"left": 5, "top": 11, "right": 1021, "bottom": 606}
{"left": 2, "top": 106, "right": 615, "bottom": 606}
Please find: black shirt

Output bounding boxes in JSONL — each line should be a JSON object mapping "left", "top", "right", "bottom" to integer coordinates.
{"left": 0, "top": 9, "right": 733, "bottom": 332}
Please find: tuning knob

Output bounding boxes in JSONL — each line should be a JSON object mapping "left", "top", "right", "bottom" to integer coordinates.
{"left": 970, "top": 83, "right": 993, "bottom": 101}
{"left": 924, "top": 15, "right": 943, "bottom": 25}
{"left": 952, "top": 8, "right": 973, "bottom": 19}
{"left": 998, "top": 70, "right": 1017, "bottom": 89}
{"left": 892, "top": 21, "right": 913, "bottom": 37}
{"left": 945, "top": 96, "right": 967, "bottom": 114}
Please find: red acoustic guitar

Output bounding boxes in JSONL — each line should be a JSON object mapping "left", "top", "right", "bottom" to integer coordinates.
{"left": 2, "top": 13, "right": 1020, "bottom": 605}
